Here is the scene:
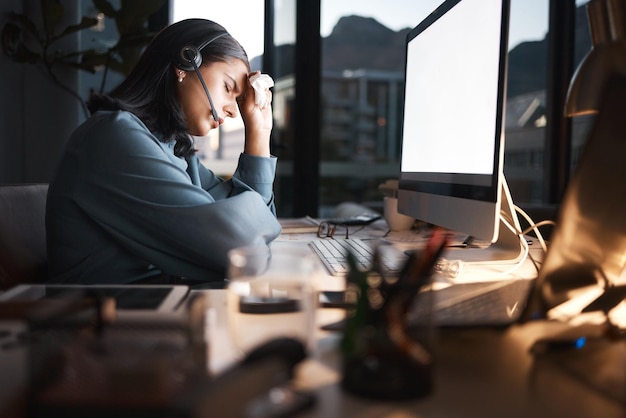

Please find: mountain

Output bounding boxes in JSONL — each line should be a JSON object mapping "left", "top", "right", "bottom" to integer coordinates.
{"left": 507, "top": 39, "right": 548, "bottom": 97}
{"left": 322, "top": 15, "right": 410, "bottom": 72}
{"left": 507, "top": 5, "right": 591, "bottom": 97}
{"left": 254, "top": 6, "right": 591, "bottom": 98}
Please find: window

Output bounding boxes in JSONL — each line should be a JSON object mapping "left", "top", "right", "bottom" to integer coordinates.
{"left": 570, "top": 0, "right": 595, "bottom": 173}
{"left": 504, "top": 0, "right": 550, "bottom": 204}
{"left": 316, "top": 0, "right": 552, "bottom": 211}
{"left": 170, "top": 0, "right": 266, "bottom": 176}
{"left": 170, "top": 0, "right": 594, "bottom": 219}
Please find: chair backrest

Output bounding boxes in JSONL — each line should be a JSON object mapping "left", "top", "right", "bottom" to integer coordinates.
{"left": 0, "top": 183, "right": 49, "bottom": 290}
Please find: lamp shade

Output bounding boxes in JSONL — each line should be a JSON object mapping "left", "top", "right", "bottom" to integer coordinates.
{"left": 565, "top": 0, "right": 626, "bottom": 117}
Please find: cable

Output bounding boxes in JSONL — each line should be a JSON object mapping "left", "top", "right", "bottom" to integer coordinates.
{"left": 440, "top": 212, "right": 530, "bottom": 282}
{"left": 514, "top": 205, "right": 556, "bottom": 253}
{"left": 433, "top": 207, "right": 555, "bottom": 282}
{"left": 513, "top": 206, "right": 558, "bottom": 275}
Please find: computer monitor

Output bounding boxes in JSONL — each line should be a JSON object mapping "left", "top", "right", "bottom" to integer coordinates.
{"left": 397, "top": 0, "right": 524, "bottom": 263}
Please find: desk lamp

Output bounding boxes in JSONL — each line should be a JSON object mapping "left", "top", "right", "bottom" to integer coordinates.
{"left": 565, "top": 0, "right": 626, "bottom": 116}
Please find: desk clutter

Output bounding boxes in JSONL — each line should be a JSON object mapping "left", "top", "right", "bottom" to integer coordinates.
{"left": 0, "top": 286, "right": 310, "bottom": 417}
{"left": 339, "top": 228, "right": 448, "bottom": 400}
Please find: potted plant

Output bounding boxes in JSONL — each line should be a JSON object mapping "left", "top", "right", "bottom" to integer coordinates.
{"left": 2, "top": 0, "right": 166, "bottom": 118}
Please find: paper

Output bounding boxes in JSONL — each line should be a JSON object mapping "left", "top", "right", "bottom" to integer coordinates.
{"left": 250, "top": 73, "right": 274, "bottom": 108}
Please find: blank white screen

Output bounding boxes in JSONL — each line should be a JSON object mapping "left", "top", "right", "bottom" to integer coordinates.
{"left": 401, "top": 0, "right": 503, "bottom": 175}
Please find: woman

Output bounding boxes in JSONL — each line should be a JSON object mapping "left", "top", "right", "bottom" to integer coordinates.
{"left": 45, "top": 19, "right": 282, "bottom": 284}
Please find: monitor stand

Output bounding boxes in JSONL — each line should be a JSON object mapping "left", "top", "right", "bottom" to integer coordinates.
{"left": 444, "top": 178, "right": 526, "bottom": 266}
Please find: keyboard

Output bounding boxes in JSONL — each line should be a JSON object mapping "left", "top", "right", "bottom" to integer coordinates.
{"left": 320, "top": 278, "right": 535, "bottom": 328}
{"left": 410, "top": 278, "right": 535, "bottom": 326}
{"left": 308, "top": 238, "right": 402, "bottom": 276}
{"left": 310, "top": 238, "right": 537, "bottom": 327}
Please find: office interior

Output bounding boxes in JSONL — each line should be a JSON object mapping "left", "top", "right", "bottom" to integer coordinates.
{"left": 1, "top": 0, "right": 625, "bottom": 417}
{"left": 0, "top": 0, "right": 596, "bottom": 220}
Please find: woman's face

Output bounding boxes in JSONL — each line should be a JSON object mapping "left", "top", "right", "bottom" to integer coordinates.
{"left": 176, "top": 58, "right": 248, "bottom": 136}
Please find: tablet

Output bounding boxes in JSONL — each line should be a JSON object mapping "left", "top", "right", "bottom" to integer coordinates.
{"left": 0, "top": 284, "right": 190, "bottom": 322}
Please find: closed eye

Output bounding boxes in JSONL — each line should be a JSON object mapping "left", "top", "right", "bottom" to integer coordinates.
{"left": 225, "top": 74, "right": 241, "bottom": 96}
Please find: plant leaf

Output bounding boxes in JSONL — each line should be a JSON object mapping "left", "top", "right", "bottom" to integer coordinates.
{"left": 50, "top": 16, "right": 99, "bottom": 42}
{"left": 93, "top": 0, "right": 118, "bottom": 18}
{"left": 8, "top": 12, "right": 43, "bottom": 43}
{"left": 62, "top": 60, "right": 98, "bottom": 74}
{"left": 80, "top": 49, "right": 111, "bottom": 68}
{"left": 8, "top": 45, "right": 40, "bottom": 64}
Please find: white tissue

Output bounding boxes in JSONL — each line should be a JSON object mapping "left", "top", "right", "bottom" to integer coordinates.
{"left": 250, "top": 73, "right": 274, "bottom": 108}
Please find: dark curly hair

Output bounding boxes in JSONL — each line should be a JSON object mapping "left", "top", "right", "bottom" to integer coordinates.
{"left": 88, "top": 19, "right": 250, "bottom": 158}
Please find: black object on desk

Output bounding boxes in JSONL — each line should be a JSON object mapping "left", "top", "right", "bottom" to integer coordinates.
{"left": 239, "top": 296, "right": 301, "bottom": 314}
{"left": 325, "top": 213, "right": 381, "bottom": 226}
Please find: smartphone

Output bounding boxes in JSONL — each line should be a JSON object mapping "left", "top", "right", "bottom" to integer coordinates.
{"left": 318, "top": 291, "right": 353, "bottom": 309}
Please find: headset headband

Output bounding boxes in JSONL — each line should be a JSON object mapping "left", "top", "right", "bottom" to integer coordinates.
{"left": 176, "top": 31, "right": 229, "bottom": 71}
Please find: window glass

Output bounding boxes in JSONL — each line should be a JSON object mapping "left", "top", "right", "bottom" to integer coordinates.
{"left": 503, "top": 0, "right": 549, "bottom": 204}
{"left": 269, "top": 0, "right": 297, "bottom": 216}
{"left": 570, "top": 0, "right": 594, "bottom": 171}
{"left": 317, "top": 1, "right": 551, "bottom": 214}
{"left": 318, "top": 1, "right": 442, "bottom": 215}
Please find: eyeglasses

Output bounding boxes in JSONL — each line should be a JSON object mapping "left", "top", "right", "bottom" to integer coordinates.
{"left": 317, "top": 222, "right": 364, "bottom": 239}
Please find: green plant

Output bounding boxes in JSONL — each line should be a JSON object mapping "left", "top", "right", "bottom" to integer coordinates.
{"left": 2, "top": 0, "right": 166, "bottom": 117}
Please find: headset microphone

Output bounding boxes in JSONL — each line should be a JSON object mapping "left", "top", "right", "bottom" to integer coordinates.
{"left": 177, "top": 32, "right": 228, "bottom": 123}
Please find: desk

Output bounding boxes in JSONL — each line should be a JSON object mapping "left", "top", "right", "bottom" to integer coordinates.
{"left": 205, "top": 226, "right": 626, "bottom": 418}
{"left": 296, "top": 321, "right": 625, "bottom": 418}
{"left": 1, "top": 226, "right": 624, "bottom": 417}
{"left": 204, "top": 291, "right": 625, "bottom": 418}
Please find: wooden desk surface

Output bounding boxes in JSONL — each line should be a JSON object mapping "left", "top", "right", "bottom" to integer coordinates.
{"left": 208, "top": 229, "right": 625, "bottom": 417}
{"left": 204, "top": 289, "right": 626, "bottom": 418}
{"left": 1, "top": 287, "right": 624, "bottom": 417}
{"left": 2, "top": 222, "right": 623, "bottom": 417}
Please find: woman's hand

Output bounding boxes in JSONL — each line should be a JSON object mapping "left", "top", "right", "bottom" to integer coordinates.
{"left": 238, "top": 71, "right": 273, "bottom": 157}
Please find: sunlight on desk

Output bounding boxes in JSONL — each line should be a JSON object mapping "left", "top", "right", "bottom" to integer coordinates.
{"left": 202, "top": 282, "right": 625, "bottom": 418}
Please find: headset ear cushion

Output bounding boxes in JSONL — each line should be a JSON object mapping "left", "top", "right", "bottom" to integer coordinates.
{"left": 177, "top": 45, "right": 201, "bottom": 71}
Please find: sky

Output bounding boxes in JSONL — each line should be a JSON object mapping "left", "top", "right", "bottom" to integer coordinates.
{"left": 171, "top": 0, "right": 588, "bottom": 59}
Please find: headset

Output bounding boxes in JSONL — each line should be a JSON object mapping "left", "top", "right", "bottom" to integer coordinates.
{"left": 175, "top": 31, "right": 229, "bottom": 122}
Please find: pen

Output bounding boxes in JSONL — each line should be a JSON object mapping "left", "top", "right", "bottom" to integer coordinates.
{"left": 383, "top": 227, "right": 449, "bottom": 365}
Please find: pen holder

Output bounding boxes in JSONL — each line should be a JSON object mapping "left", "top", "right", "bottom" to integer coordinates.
{"left": 340, "top": 247, "right": 437, "bottom": 400}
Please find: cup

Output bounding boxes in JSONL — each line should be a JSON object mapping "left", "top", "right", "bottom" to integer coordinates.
{"left": 384, "top": 197, "right": 414, "bottom": 231}
{"left": 226, "top": 245, "right": 317, "bottom": 356}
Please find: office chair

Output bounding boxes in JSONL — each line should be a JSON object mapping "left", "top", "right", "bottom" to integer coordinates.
{"left": 0, "top": 183, "right": 49, "bottom": 290}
